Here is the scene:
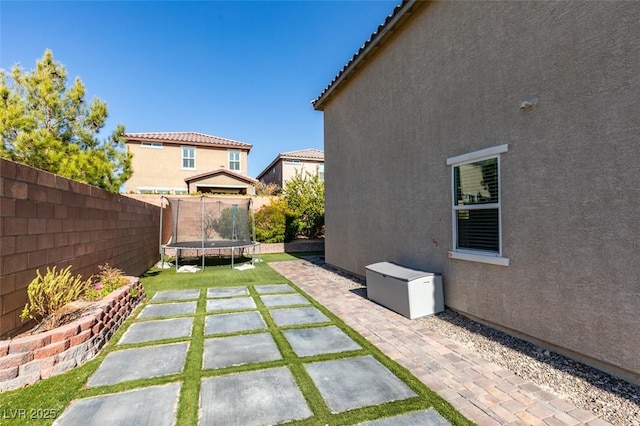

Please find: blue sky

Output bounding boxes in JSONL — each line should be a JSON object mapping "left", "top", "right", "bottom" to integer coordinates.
{"left": 1, "top": 0, "right": 399, "bottom": 177}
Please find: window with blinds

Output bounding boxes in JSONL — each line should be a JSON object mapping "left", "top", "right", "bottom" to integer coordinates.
{"left": 454, "top": 158, "right": 500, "bottom": 252}
{"left": 447, "top": 144, "right": 508, "bottom": 265}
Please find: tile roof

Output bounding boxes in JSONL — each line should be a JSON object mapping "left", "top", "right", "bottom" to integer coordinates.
{"left": 312, "top": 0, "right": 423, "bottom": 111}
{"left": 124, "top": 132, "right": 252, "bottom": 149}
{"left": 280, "top": 148, "right": 324, "bottom": 161}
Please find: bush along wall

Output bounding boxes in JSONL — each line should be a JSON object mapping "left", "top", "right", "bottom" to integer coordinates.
{"left": 0, "top": 277, "right": 145, "bottom": 392}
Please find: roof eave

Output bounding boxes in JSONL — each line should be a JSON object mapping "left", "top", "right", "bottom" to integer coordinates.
{"left": 256, "top": 155, "right": 284, "bottom": 181}
{"left": 312, "top": 0, "right": 424, "bottom": 111}
{"left": 124, "top": 137, "right": 252, "bottom": 151}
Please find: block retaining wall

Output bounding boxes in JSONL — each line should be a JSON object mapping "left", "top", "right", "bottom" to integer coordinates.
{"left": 0, "top": 277, "right": 145, "bottom": 392}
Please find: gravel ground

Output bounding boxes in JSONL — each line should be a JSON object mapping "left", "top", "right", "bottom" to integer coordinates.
{"left": 302, "top": 258, "right": 640, "bottom": 426}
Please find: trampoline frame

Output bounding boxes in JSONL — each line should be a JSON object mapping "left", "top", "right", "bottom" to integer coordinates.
{"left": 160, "top": 196, "right": 260, "bottom": 271}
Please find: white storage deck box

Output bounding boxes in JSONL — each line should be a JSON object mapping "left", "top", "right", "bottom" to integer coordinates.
{"left": 365, "top": 262, "right": 444, "bottom": 319}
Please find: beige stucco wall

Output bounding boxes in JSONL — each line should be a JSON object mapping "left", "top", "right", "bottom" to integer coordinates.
{"left": 321, "top": 1, "right": 640, "bottom": 384}
{"left": 282, "top": 161, "right": 323, "bottom": 187}
{"left": 125, "top": 143, "right": 249, "bottom": 193}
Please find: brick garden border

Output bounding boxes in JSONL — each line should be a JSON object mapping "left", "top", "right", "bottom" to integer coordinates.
{"left": 0, "top": 277, "right": 145, "bottom": 392}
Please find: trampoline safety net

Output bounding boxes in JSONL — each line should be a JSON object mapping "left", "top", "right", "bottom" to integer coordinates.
{"left": 160, "top": 196, "right": 258, "bottom": 270}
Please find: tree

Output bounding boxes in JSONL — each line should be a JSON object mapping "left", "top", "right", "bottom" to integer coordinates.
{"left": 0, "top": 49, "right": 132, "bottom": 193}
{"left": 281, "top": 170, "right": 325, "bottom": 240}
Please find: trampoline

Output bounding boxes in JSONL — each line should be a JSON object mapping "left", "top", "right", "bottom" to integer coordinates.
{"left": 160, "top": 196, "right": 260, "bottom": 271}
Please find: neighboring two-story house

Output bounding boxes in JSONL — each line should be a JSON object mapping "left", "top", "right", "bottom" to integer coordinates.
{"left": 123, "top": 132, "right": 257, "bottom": 195}
{"left": 256, "top": 148, "right": 324, "bottom": 190}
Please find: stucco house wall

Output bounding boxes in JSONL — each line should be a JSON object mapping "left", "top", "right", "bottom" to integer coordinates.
{"left": 316, "top": 1, "right": 640, "bottom": 384}
{"left": 280, "top": 161, "right": 322, "bottom": 186}
{"left": 259, "top": 161, "right": 284, "bottom": 188}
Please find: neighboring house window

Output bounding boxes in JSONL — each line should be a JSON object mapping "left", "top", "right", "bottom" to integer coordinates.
{"left": 182, "top": 146, "right": 195, "bottom": 169}
{"left": 446, "top": 144, "right": 509, "bottom": 266}
{"left": 141, "top": 142, "right": 162, "bottom": 148}
{"left": 317, "top": 163, "right": 324, "bottom": 181}
{"left": 229, "top": 150, "right": 240, "bottom": 171}
{"left": 138, "top": 187, "right": 170, "bottom": 194}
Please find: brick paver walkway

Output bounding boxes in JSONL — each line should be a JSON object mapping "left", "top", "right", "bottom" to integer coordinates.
{"left": 271, "top": 260, "right": 612, "bottom": 426}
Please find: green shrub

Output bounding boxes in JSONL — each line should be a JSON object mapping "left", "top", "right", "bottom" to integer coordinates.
{"left": 282, "top": 170, "right": 325, "bottom": 240}
{"left": 83, "top": 263, "right": 127, "bottom": 301}
{"left": 255, "top": 197, "right": 287, "bottom": 243}
{"left": 206, "top": 205, "right": 250, "bottom": 240}
{"left": 20, "top": 266, "right": 91, "bottom": 322}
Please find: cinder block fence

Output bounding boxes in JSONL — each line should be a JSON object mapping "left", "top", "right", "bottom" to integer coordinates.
{"left": 0, "top": 159, "right": 161, "bottom": 339}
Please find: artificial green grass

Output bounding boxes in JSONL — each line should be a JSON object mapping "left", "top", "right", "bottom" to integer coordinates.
{"left": 0, "top": 254, "right": 472, "bottom": 426}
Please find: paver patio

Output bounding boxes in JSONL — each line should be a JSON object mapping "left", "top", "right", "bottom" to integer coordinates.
{"left": 271, "top": 259, "right": 614, "bottom": 426}
{"left": 55, "top": 279, "right": 452, "bottom": 426}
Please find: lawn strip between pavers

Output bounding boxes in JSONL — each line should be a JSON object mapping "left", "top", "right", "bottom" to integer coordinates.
{"left": 174, "top": 288, "right": 206, "bottom": 426}
{"left": 251, "top": 285, "right": 334, "bottom": 420}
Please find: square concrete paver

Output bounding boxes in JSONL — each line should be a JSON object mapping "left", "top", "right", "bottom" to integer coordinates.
{"left": 151, "top": 289, "right": 200, "bottom": 302}
{"left": 87, "top": 342, "right": 189, "bottom": 387}
{"left": 260, "top": 294, "right": 310, "bottom": 307}
{"left": 254, "top": 284, "right": 295, "bottom": 294}
{"left": 269, "top": 307, "right": 330, "bottom": 327}
{"left": 205, "top": 312, "right": 266, "bottom": 335}
{"left": 207, "top": 286, "right": 249, "bottom": 298}
{"left": 54, "top": 382, "right": 181, "bottom": 426}
{"left": 207, "top": 297, "right": 256, "bottom": 312}
{"left": 359, "top": 409, "right": 450, "bottom": 425}
{"left": 199, "top": 367, "right": 312, "bottom": 426}
{"left": 119, "top": 317, "right": 193, "bottom": 344}
{"left": 137, "top": 301, "right": 197, "bottom": 319}
{"left": 305, "top": 355, "right": 417, "bottom": 413}
{"left": 203, "top": 333, "right": 282, "bottom": 369}
{"left": 283, "top": 326, "right": 361, "bottom": 357}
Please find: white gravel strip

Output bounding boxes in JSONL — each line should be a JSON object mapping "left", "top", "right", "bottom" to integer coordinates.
{"left": 302, "top": 257, "right": 640, "bottom": 426}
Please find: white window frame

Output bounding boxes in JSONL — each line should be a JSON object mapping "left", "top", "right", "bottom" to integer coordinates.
{"left": 182, "top": 146, "right": 195, "bottom": 170}
{"left": 446, "top": 144, "right": 509, "bottom": 267}
{"left": 228, "top": 150, "right": 241, "bottom": 171}
{"left": 141, "top": 142, "right": 162, "bottom": 148}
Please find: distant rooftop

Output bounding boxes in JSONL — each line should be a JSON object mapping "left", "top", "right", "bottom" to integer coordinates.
{"left": 279, "top": 148, "right": 324, "bottom": 161}
{"left": 256, "top": 148, "right": 324, "bottom": 180}
{"left": 124, "top": 132, "right": 252, "bottom": 150}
